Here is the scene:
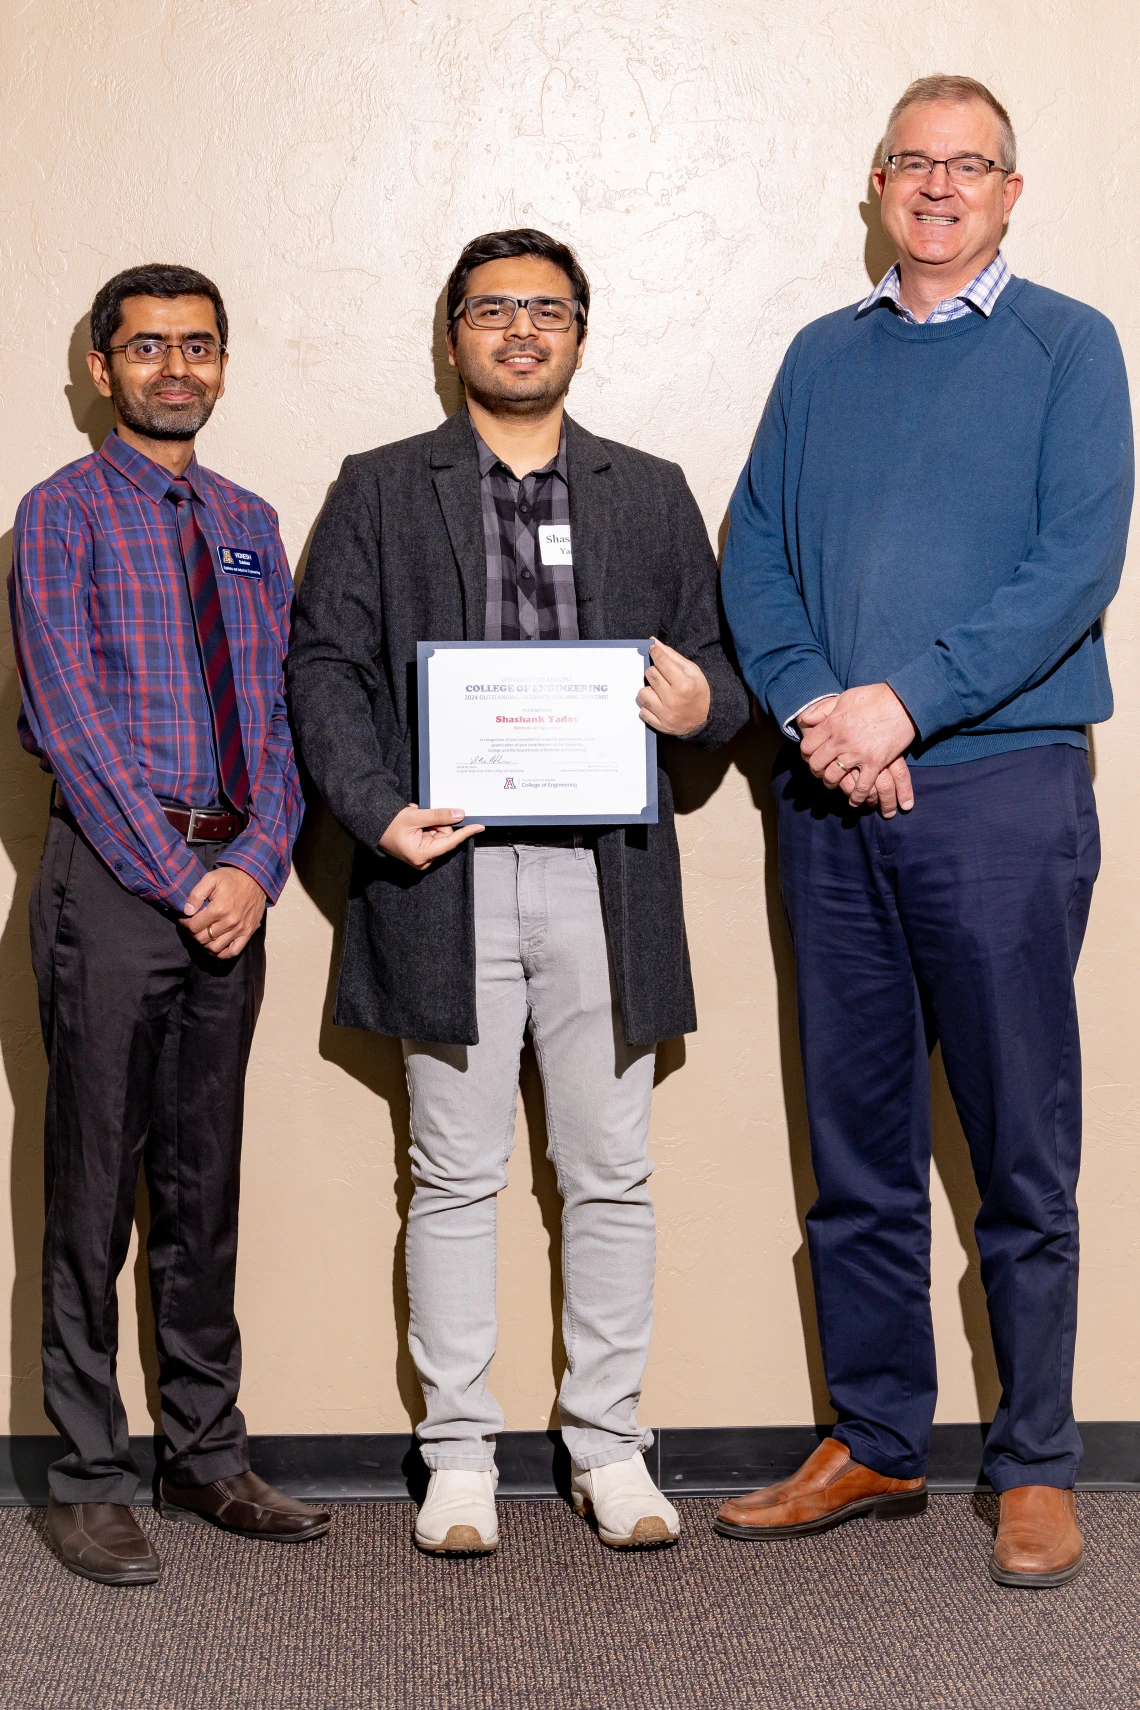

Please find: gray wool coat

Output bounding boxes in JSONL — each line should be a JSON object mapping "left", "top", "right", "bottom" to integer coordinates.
{"left": 286, "top": 407, "right": 749, "bottom": 1047}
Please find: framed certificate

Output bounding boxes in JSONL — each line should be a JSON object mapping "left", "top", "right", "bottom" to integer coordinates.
{"left": 417, "top": 641, "right": 658, "bottom": 826}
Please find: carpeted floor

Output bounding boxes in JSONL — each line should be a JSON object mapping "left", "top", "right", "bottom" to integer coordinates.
{"left": 0, "top": 1494, "right": 1134, "bottom": 1709}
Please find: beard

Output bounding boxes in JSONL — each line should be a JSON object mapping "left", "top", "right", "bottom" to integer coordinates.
{"left": 461, "top": 343, "right": 578, "bottom": 414}
{"left": 111, "top": 371, "right": 218, "bottom": 441}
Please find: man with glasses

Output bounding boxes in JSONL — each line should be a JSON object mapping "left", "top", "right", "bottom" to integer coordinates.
{"left": 9, "top": 263, "right": 330, "bottom": 1583}
{"left": 718, "top": 77, "right": 1132, "bottom": 1585}
{"left": 288, "top": 229, "right": 748, "bottom": 1555}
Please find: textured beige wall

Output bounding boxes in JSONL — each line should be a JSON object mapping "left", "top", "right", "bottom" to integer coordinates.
{"left": 1, "top": 0, "right": 1137, "bottom": 1438}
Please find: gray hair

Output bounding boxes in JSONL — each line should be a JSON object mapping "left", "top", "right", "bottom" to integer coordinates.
{"left": 881, "top": 75, "right": 1017, "bottom": 172}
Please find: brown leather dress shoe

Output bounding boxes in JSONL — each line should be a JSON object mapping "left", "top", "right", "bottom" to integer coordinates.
{"left": 160, "top": 1470, "right": 332, "bottom": 1541}
{"left": 990, "top": 1485, "right": 1083, "bottom": 1588}
{"left": 46, "top": 1498, "right": 161, "bottom": 1585}
{"left": 714, "top": 1437, "right": 927, "bottom": 1540}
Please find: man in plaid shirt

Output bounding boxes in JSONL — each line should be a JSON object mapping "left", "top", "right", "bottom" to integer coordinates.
{"left": 9, "top": 263, "right": 329, "bottom": 1584}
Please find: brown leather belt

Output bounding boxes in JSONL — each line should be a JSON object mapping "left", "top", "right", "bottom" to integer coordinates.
{"left": 160, "top": 804, "right": 247, "bottom": 842}
{"left": 51, "top": 783, "right": 246, "bottom": 844}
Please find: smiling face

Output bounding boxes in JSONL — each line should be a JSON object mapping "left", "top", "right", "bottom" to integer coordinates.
{"left": 873, "top": 98, "right": 1023, "bottom": 286}
{"left": 87, "top": 294, "right": 227, "bottom": 442}
{"left": 446, "top": 255, "right": 585, "bottom": 415}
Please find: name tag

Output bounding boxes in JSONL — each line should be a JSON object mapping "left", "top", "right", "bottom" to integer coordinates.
{"left": 217, "top": 546, "right": 262, "bottom": 578}
{"left": 538, "top": 524, "right": 573, "bottom": 567}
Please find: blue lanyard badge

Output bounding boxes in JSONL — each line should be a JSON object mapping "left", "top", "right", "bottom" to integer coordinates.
{"left": 217, "top": 545, "right": 262, "bottom": 578}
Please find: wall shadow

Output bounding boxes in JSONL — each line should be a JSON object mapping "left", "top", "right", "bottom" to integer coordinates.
{"left": 734, "top": 713, "right": 836, "bottom": 1421}
{"left": 859, "top": 161, "right": 897, "bottom": 287}
{"left": 64, "top": 317, "right": 115, "bottom": 452}
{"left": 285, "top": 278, "right": 458, "bottom": 1428}
{"left": 664, "top": 703, "right": 834, "bottom": 1420}
{"left": 661, "top": 686, "right": 835, "bottom": 1419}
{"left": 289, "top": 790, "right": 424, "bottom": 1425}
{"left": 431, "top": 287, "right": 465, "bottom": 420}
{"left": 278, "top": 286, "right": 454, "bottom": 1423}
{"left": 0, "top": 569, "right": 54, "bottom": 1435}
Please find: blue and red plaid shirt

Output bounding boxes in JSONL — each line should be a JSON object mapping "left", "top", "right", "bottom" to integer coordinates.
{"left": 8, "top": 431, "right": 302, "bottom": 911}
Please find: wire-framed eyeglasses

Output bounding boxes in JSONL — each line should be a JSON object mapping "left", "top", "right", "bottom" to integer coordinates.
{"left": 884, "top": 153, "right": 1010, "bottom": 185}
{"left": 105, "top": 336, "right": 225, "bottom": 365}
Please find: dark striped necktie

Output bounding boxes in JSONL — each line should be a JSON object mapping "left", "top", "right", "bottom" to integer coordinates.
{"left": 166, "top": 478, "right": 251, "bottom": 813}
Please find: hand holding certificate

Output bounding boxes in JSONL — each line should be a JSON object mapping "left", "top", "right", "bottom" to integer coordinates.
{"left": 417, "top": 641, "right": 658, "bottom": 825}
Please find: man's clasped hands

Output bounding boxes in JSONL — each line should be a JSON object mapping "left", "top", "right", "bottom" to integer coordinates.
{"left": 798, "top": 683, "right": 918, "bottom": 818}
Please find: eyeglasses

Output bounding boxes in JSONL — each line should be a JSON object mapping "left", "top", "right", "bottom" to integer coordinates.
{"left": 885, "top": 153, "right": 1010, "bottom": 186}
{"left": 106, "top": 336, "right": 224, "bottom": 365}
{"left": 457, "top": 296, "right": 581, "bottom": 332}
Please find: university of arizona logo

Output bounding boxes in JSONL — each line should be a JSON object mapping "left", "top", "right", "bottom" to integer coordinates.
{"left": 504, "top": 777, "right": 516, "bottom": 789}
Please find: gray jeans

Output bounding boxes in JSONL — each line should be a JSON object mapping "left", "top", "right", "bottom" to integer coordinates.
{"left": 403, "top": 843, "right": 657, "bottom": 1471}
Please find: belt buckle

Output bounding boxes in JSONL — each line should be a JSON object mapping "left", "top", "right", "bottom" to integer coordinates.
{"left": 187, "top": 807, "right": 210, "bottom": 841}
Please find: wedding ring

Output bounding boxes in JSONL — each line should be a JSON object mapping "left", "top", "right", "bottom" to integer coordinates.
{"left": 834, "top": 760, "right": 849, "bottom": 773}
{"left": 207, "top": 924, "right": 216, "bottom": 940}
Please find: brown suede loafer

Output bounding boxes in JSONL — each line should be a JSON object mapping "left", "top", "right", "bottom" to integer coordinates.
{"left": 714, "top": 1437, "right": 927, "bottom": 1540}
{"left": 990, "top": 1485, "right": 1083, "bottom": 1588}
{"left": 46, "top": 1498, "right": 161, "bottom": 1585}
{"left": 160, "top": 1471, "right": 332, "bottom": 1541}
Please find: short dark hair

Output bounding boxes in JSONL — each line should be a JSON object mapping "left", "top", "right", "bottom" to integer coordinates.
{"left": 89, "top": 263, "right": 229, "bottom": 353}
{"left": 445, "top": 229, "right": 590, "bottom": 339}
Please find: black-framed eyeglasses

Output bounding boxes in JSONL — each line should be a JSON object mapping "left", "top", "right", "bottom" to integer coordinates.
{"left": 456, "top": 296, "right": 582, "bottom": 332}
{"left": 105, "top": 336, "right": 225, "bottom": 365}
{"left": 885, "top": 153, "right": 1010, "bottom": 185}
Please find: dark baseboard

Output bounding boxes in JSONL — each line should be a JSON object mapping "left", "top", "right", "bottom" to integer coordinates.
{"left": 3, "top": 1423, "right": 1139, "bottom": 1506}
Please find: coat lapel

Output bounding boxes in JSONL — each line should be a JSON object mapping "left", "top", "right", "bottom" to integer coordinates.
{"left": 430, "top": 409, "right": 486, "bottom": 640}
{"left": 564, "top": 415, "right": 612, "bottom": 640}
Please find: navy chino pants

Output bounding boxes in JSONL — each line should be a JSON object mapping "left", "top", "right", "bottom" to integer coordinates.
{"left": 775, "top": 743, "right": 1099, "bottom": 1492}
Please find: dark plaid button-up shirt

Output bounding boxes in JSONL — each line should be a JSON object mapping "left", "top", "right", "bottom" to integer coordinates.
{"left": 473, "top": 421, "right": 578, "bottom": 641}
{"left": 9, "top": 431, "right": 302, "bottom": 911}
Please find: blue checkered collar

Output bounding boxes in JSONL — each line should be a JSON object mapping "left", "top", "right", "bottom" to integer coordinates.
{"left": 857, "top": 250, "right": 1011, "bottom": 325}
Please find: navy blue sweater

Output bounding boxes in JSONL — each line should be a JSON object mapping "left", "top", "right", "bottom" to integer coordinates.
{"left": 722, "top": 277, "right": 1134, "bottom": 763}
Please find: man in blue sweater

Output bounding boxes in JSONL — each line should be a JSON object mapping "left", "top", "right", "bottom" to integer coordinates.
{"left": 716, "top": 75, "right": 1133, "bottom": 1587}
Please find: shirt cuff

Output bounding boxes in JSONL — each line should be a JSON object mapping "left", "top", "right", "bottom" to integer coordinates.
{"left": 217, "top": 841, "right": 290, "bottom": 905}
{"left": 766, "top": 660, "right": 845, "bottom": 742}
{"left": 784, "top": 695, "right": 839, "bottom": 741}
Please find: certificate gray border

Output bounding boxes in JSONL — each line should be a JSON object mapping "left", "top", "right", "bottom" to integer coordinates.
{"left": 416, "top": 640, "right": 659, "bottom": 826}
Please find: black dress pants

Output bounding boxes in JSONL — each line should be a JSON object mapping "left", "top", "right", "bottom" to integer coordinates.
{"left": 30, "top": 814, "right": 265, "bottom": 1503}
